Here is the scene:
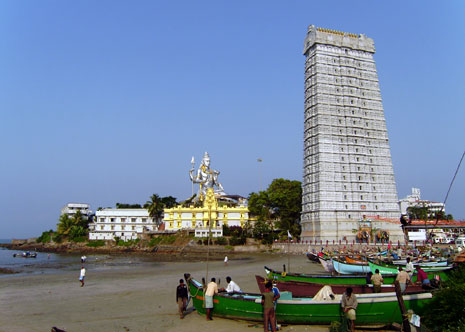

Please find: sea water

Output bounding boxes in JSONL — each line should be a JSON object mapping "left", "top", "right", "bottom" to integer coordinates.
{"left": 0, "top": 242, "right": 159, "bottom": 277}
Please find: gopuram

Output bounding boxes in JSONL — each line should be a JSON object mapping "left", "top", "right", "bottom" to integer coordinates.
{"left": 163, "top": 152, "right": 251, "bottom": 237}
{"left": 300, "top": 26, "right": 404, "bottom": 243}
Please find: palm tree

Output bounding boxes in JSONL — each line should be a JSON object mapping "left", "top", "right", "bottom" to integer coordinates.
{"left": 145, "top": 194, "right": 165, "bottom": 225}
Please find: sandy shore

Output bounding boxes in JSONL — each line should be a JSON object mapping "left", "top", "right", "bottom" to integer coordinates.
{"left": 0, "top": 253, "right": 333, "bottom": 332}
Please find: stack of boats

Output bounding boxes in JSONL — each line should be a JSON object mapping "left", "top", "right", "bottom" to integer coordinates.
{"left": 307, "top": 250, "right": 453, "bottom": 278}
{"left": 184, "top": 251, "right": 454, "bottom": 326}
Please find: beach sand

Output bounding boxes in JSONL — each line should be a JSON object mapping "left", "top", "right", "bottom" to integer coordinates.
{"left": 0, "top": 253, "right": 329, "bottom": 332}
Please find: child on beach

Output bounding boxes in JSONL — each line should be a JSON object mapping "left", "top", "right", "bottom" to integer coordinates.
{"left": 79, "top": 266, "right": 86, "bottom": 287}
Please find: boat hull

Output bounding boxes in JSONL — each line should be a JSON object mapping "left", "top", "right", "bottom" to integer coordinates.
{"left": 185, "top": 274, "right": 432, "bottom": 325}
{"left": 265, "top": 266, "right": 399, "bottom": 285}
{"left": 255, "top": 275, "right": 425, "bottom": 297}
{"left": 333, "top": 259, "right": 370, "bottom": 274}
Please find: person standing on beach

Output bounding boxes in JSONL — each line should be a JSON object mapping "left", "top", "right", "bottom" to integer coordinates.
{"left": 224, "top": 256, "right": 228, "bottom": 266}
{"left": 79, "top": 266, "right": 86, "bottom": 287}
{"left": 176, "top": 279, "right": 188, "bottom": 319}
{"left": 261, "top": 281, "right": 277, "bottom": 332}
{"left": 204, "top": 277, "right": 218, "bottom": 320}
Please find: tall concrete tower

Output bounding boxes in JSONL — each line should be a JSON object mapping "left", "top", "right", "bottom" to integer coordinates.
{"left": 301, "top": 26, "right": 402, "bottom": 242}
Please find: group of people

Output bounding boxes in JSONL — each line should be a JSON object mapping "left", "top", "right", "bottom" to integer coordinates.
{"left": 369, "top": 257, "right": 433, "bottom": 294}
{"left": 176, "top": 256, "right": 435, "bottom": 331}
{"left": 176, "top": 276, "right": 243, "bottom": 320}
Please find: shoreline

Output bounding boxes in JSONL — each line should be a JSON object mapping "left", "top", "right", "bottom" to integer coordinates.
{"left": 0, "top": 252, "right": 330, "bottom": 332}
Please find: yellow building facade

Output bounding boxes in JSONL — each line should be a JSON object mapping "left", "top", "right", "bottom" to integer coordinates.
{"left": 163, "top": 188, "right": 251, "bottom": 237}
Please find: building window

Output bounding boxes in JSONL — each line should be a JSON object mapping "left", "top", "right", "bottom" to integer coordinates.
{"left": 360, "top": 195, "right": 363, "bottom": 200}
{"left": 110, "top": 218, "right": 115, "bottom": 222}
{"left": 111, "top": 226, "right": 115, "bottom": 230}
{"left": 121, "top": 218, "right": 126, "bottom": 222}
{"left": 99, "top": 218, "right": 105, "bottom": 222}
{"left": 131, "top": 218, "right": 136, "bottom": 222}
{"left": 132, "top": 226, "right": 135, "bottom": 230}
{"left": 142, "top": 218, "right": 147, "bottom": 223}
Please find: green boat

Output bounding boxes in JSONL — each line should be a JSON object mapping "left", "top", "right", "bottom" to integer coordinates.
{"left": 367, "top": 261, "right": 451, "bottom": 282}
{"left": 265, "top": 266, "right": 398, "bottom": 285}
{"left": 184, "top": 273, "right": 433, "bottom": 325}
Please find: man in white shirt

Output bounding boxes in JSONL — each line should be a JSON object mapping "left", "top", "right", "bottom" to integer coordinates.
{"left": 79, "top": 266, "right": 86, "bottom": 287}
{"left": 405, "top": 257, "right": 415, "bottom": 278}
{"left": 224, "top": 276, "right": 242, "bottom": 293}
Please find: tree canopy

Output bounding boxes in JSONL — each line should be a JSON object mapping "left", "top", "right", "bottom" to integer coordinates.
{"left": 144, "top": 194, "right": 178, "bottom": 224}
{"left": 248, "top": 178, "right": 302, "bottom": 239}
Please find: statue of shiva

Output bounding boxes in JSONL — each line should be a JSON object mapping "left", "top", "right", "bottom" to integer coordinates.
{"left": 189, "top": 152, "right": 226, "bottom": 201}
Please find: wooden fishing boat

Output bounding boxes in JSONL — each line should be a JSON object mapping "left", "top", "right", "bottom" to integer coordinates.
{"left": 265, "top": 266, "right": 399, "bottom": 285}
{"left": 185, "top": 273, "right": 432, "bottom": 325}
{"left": 344, "top": 256, "right": 367, "bottom": 265}
{"left": 367, "top": 261, "right": 451, "bottom": 282}
{"left": 255, "top": 275, "right": 425, "bottom": 297}
{"left": 319, "top": 257, "right": 334, "bottom": 273}
{"left": 333, "top": 259, "right": 370, "bottom": 275}
{"left": 306, "top": 252, "right": 321, "bottom": 263}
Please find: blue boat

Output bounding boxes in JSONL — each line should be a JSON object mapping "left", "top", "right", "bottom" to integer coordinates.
{"left": 333, "top": 259, "right": 370, "bottom": 275}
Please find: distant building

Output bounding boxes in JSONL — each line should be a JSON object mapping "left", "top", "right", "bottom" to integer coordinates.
{"left": 88, "top": 209, "right": 156, "bottom": 241}
{"left": 399, "top": 188, "right": 445, "bottom": 217}
{"left": 163, "top": 189, "right": 252, "bottom": 238}
{"left": 61, "top": 203, "right": 93, "bottom": 218}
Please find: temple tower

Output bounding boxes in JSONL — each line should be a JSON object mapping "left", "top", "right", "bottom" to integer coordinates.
{"left": 301, "top": 26, "right": 402, "bottom": 242}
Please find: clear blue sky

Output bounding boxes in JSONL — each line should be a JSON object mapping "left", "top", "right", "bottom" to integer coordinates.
{"left": 1, "top": 1, "right": 464, "bottom": 238}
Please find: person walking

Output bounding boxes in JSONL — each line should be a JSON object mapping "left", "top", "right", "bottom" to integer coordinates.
{"left": 261, "top": 281, "right": 278, "bottom": 332}
{"left": 176, "top": 279, "right": 189, "bottom": 319}
{"left": 341, "top": 287, "right": 358, "bottom": 332}
{"left": 370, "top": 269, "right": 384, "bottom": 293}
{"left": 204, "top": 277, "right": 218, "bottom": 320}
{"left": 224, "top": 256, "right": 228, "bottom": 266}
{"left": 79, "top": 266, "right": 86, "bottom": 287}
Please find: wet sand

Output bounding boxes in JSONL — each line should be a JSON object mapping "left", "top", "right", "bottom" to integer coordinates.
{"left": 0, "top": 253, "right": 329, "bottom": 332}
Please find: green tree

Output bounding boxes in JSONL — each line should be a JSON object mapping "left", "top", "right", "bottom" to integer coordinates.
{"left": 267, "top": 178, "right": 302, "bottom": 236}
{"left": 57, "top": 214, "right": 73, "bottom": 236}
{"left": 116, "top": 203, "right": 142, "bottom": 209}
{"left": 407, "top": 206, "right": 428, "bottom": 220}
{"left": 56, "top": 210, "right": 89, "bottom": 241}
{"left": 248, "top": 178, "right": 302, "bottom": 238}
{"left": 423, "top": 264, "right": 465, "bottom": 331}
{"left": 145, "top": 194, "right": 165, "bottom": 225}
{"left": 161, "top": 196, "right": 178, "bottom": 208}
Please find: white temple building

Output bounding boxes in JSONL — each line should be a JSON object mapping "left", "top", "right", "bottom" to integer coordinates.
{"left": 300, "top": 26, "right": 403, "bottom": 242}
{"left": 399, "top": 188, "right": 445, "bottom": 217}
{"left": 88, "top": 209, "right": 157, "bottom": 241}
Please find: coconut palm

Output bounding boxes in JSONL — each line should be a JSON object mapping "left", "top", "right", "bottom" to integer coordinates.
{"left": 145, "top": 194, "right": 165, "bottom": 225}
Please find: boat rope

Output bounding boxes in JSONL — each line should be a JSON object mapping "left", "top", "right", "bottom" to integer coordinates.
{"left": 435, "top": 149, "right": 465, "bottom": 225}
